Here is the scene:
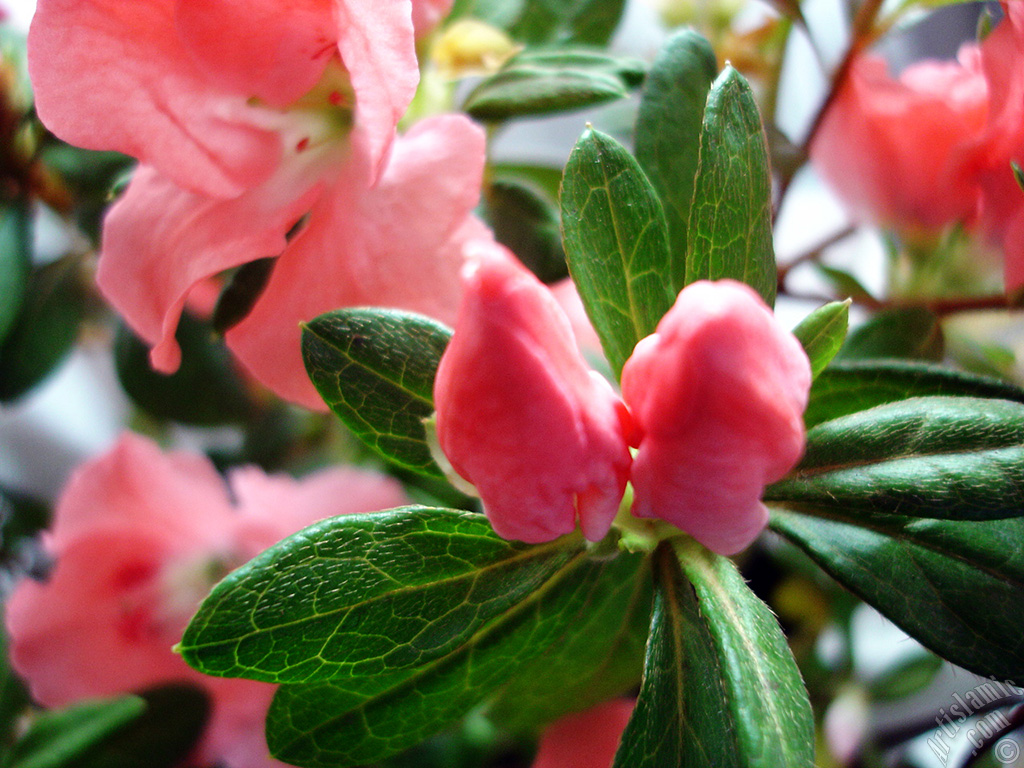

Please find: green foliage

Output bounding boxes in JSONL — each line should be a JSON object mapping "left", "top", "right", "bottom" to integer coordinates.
{"left": 483, "top": 175, "right": 567, "bottom": 283}
{"left": 769, "top": 397, "right": 1024, "bottom": 520}
{"left": 804, "top": 360, "right": 1024, "bottom": 427}
{"left": 635, "top": 30, "right": 717, "bottom": 290}
{"left": 835, "top": 307, "right": 943, "bottom": 362}
{"left": 685, "top": 66, "right": 776, "bottom": 306}
{"left": 791, "top": 301, "right": 850, "bottom": 379}
{"left": 0, "top": 200, "right": 31, "bottom": 347}
{"left": 612, "top": 542, "right": 814, "bottom": 767}
{"left": 463, "top": 50, "right": 644, "bottom": 122}
{"left": 114, "top": 312, "right": 255, "bottom": 425}
{"left": 265, "top": 541, "right": 646, "bottom": 766}
{"left": 561, "top": 127, "right": 675, "bottom": 376}
{"left": 451, "top": 0, "right": 628, "bottom": 45}
{"left": 771, "top": 508, "right": 1024, "bottom": 683}
{"left": 302, "top": 309, "right": 452, "bottom": 477}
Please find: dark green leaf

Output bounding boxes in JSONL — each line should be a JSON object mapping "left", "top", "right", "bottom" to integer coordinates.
{"left": 0, "top": 257, "right": 87, "bottom": 402}
{"left": 464, "top": 49, "right": 644, "bottom": 121}
{"left": 613, "top": 542, "right": 813, "bottom": 767}
{"left": 265, "top": 545, "right": 646, "bottom": 767}
{"left": 483, "top": 176, "right": 567, "bottom": 283}
{"left": 486, "top": 549, "right": 652, "bottom": 731}
{"left": 805, "top": 359, "right": 1024, "bottom": 428}
{"left": 686, "top": 66, "right": 776, "bottom": 306}
{"left": 302, "top": 309, "right": 452, "bottom": 478}
{"left": 212, "top": 257, "right": 277, "bottom": 333}
{"left": 0, "top": 608, "right": 29, "bottom": 755}
{"left": 510, "top": 0, "right": 627, "bottom": 46}
{"left": 792, "top": 300, "right": 850, "bottom": 379}
{"left": 70, "top": 685, "right": 209, "bottom": 768}
{"left": 114, "top": 312, "right": 255, "bottom": 425}
{"left": 635, "top": 30, "right": 718, "bottom": 290}
{"left": 560, "top": 127, "right": 675, "bottom": 376}
{"left": 180, "top": 507, "right": 579, "bottom": 684}
{"left": 770, "top": 507, "right": 1024, "bottom": 683}
{"left": 0, "top": 200, "right": 31, "bottom": 346}
{"left": 769, "top": 396, "right": 1024, "bottom": 520}
{"left": 867, "top": 652, "right": 943, "bottom": 702}
{"left": 835, "top": 307, "right": 943, "bottom": 362}
{"left": 4, "top": 696, "right": 145, "bottom": 768}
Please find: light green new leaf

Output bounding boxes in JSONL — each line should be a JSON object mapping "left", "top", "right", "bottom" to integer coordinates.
{"left": 686, "top": 66, "right": 776, "bottom": 306}
{"left": 179, "top": 507, "right": 581, "bottom": 684}
{"left": 770, "top": 508, "right": 1024, "bottom": 683}
{"left": 805, "top": 359, "right": 1024, "bottom": 427}
{"left": 612, "top": 542, "right": 813, "bottom": 767}
{"left": 791, "top": 300, "right": 850, "bottom": 379}
{"left": 464, "top": 49, "right": 645, "bottom": 121}
{"left": 265, "top": 546, "right": 647, "bottom": 767}
{"left": 302, "top": 309, "right": 451, "bottom": 478}
{"left": 635, "top": 30, "right": 717, "bottom": 290}
{"left": 768, "top": 396, "right": 1024, "bottom": 520}
{"left": 561, "top": 127, "right": 675, "bottom": 376}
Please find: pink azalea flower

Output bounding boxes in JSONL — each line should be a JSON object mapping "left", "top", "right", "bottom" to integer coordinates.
{"left": 810, "top": 48, "right": 987, "bottom": 234}
{"left": 27, "top": 0, "right": 480, "bottom": 410}
{"left": 433, "top": 244, "right": 633, "bottom": 544}
{"left": 620, "top": 280, "right": 811, "bottom": 556}
{"left": 5, "top": 433, "right": 409, "bottom": 768}
{"left": 530, "top": 699, "right": 634, "bottom": 768}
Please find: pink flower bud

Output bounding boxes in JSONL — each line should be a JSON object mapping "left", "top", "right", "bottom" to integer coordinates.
{"left": 620, "top": 280, "right": 811, "bottom": 555}
{"left": 531, "top": 699, "right": 634, "bottom": 768}
{"left": 433, "top": 245, "right": 632, "bottom": 543}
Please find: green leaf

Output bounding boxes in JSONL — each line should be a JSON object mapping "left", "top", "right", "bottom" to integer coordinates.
{"left": 0, "top": 257, "right": 87, "bottom": 402}
{"left": 265, "top": 545, "right": 647, "bottom": 767}
{"left": 486, "top": 549, "right": 652, "bottom": 731}
{"left": 769, "top": 396, "right": 1024, "bottom": 521}
{"left": 635, "top": 30, "right": 718, "bottom": 290}
{"left": 560, "top": 127, "right": 675, "bottom": 376}
{"left": 805, "top": 360, "right": 1024, "bottom": 428}
{"left": 814, "top": 263, "right": 876, "bottom": 303}
{"left": 613, "top": 542, "right": 813, "bottom": 768}
{"left": 791, "top": 300, "right": 850, "bottom": 379}
{"left": 212, "top": 256, "right": 277, "bottom": 333}
{"left": 302, "top": 309, "right": 452, "bottom": 478}
{"left": 0, "top": 200, "right": 31, "bottom": 346}
{"left": 114, "top": 312, "right": 255, "bottom": 425}
{"left": 463, "top": 49, "right": 644, "bottom": 122}
{"left": 835, "top": 307, "right": 943, "bottom": 362}
{"left": 180, "top": 507, "right": 580, "bottom": 684}
{"left": 510, "top": 0, "right": 627, "bottom": 46}
{"left": 685, "top": 66, "right": 776, "bottom": 306}
{"left": 4, "top": 696, "right": 145, "bottom": 768}
{"left": 770, "top": 507, "right": 1024, "bottom": 683}
{"left": 0, "top": 607, "right": 29, "bottom": 755}
{"left": 867, "top": 652, "right": 943, "bottom": 702}
{"left": 483, "top": 176, "right": 567, "bottom": 283}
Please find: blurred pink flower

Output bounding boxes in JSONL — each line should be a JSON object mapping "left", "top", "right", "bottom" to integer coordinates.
{"left": 621, "top": 280, "right": 810, "bottom": 556}
{"left": 27, "top": 0, "right": 484, "bottom": 410}
{"left": 5, "top": 433, "right": 408, "bottom": 768}
{"left": 433, "top": 244, "right": 633, "bottom": 544}
{"left": 811, "top": 49, "right": 987, "bottom": 234}
{"left": 530, "top": 699, "right": 634, "bottom": 768}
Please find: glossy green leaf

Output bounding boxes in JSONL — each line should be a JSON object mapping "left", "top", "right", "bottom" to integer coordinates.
{"left": 770, "top": 507, "right": 1024, "bottom": 683}
{"left": 792, "top": 300, "right": 850, "bottom": 379}
{"left": 265, "top": 546, "right": 646, "bottom": 767}
{"left": 302, "top": 309, "right": 452, "bottom": 477}
{"left": 510, "top": 0, "right": 627, "bottom": 45}
{"left": 0, "top": 200, "right": 31, "bottom": 346}
{"left": 464, "top": 50, "right": 644, "bottom": 121}
{"left": 805, "top": 360, "right": 1024, "bottom": 428}
{"left": 484, "top": 176, "right": 567, "bottom": 283}
{"left": 835, "top": 307, "right": 943, "bottom": 362}
{"left": 561, "top": 127, "right": 675, "bottom": 376}
{"left": 686, "top": 66, "right": 776, "bottom": 306}
{"left": 486, "top": 549, "right": 652, "bottom": 731}
{"left": 180, "top": 507, "right": 579, "bottom": 684}
{"left": 635, "top": 30, "right": 717, "bottom": 290}
{"left": 769, "top": 396, "right": 1024, "bottom": 520}
{"left": 0, "top": 257, "right": 87, "bottom": 402}
{"left": 114, "top": 312, "right": 255, "bottom": 425}
{"left": 613, "top": 542, "right": 814, "bottom": 767}
{"left": 4, "top": 696, "right": 145, "bottom": 768}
